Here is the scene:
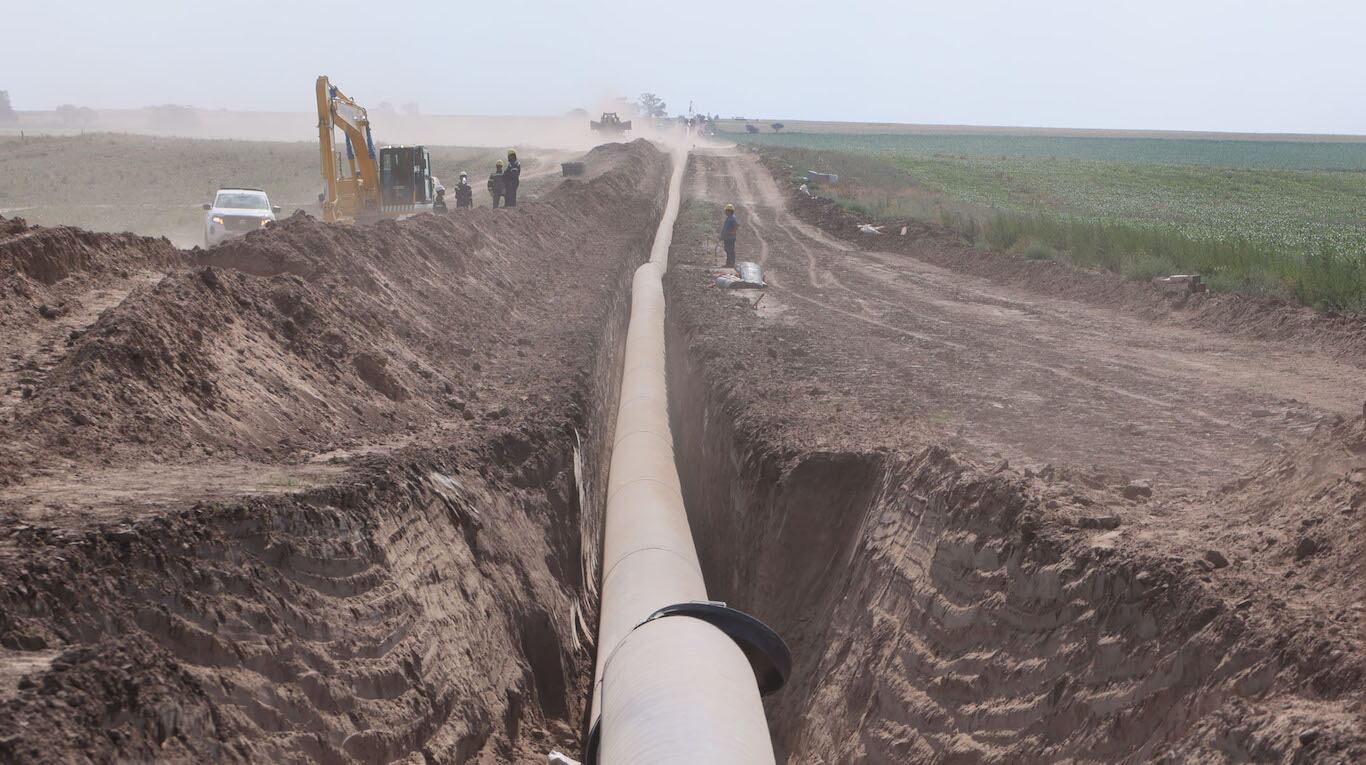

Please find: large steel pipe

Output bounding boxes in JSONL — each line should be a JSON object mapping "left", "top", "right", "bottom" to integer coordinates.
{"left": 587, "top": 144, "right": 777, "bottom": 763}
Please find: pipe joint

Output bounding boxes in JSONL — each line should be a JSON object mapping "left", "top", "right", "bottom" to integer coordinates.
{"left": 642, "top": 601, "right": 791, "bottom": 695}
{"left": 584, "top": 601, "right": 790, "bottom": 765}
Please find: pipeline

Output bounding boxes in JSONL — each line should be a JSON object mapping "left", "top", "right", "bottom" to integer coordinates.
{"left": 585, "top": 140, "right": 788, "bottom": 763}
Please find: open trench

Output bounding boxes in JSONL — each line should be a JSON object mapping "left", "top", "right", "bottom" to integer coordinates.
{"left": 663, "top": 334, "right": 1263, "bottom": 762}
{"left": 588, "top": 145, "right": 1307, "bottom": 762}
{"left": 3, "top": 141, "right": 1360, "bottom": 764}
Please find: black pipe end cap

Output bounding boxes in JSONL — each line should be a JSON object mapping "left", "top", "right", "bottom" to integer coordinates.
{"left": 644, "top": 600, "right": 792, "bottom": 696}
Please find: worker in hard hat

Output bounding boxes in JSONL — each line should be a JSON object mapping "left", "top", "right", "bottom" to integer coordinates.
{"left": 502, "top": 149, "right": 522, "bottom": 207}
{"left": 488, "top": 160, "right": 505, "bottom": 208}
{"left": 454, "top": 172, "right": 473, "bottom": 209}
{"left": 719, "top": 203, "right": 739, "bottom": 268}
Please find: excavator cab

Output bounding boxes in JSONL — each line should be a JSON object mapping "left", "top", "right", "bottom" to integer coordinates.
{"left": 379, "top": 146, "right": 434, "bottom": 207}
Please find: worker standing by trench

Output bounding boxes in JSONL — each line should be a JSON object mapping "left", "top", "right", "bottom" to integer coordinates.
{"left": 488, "top": 160, "right": 505, "bottom": 208}
{"left": 720, "top": 203, "right": 739, "bottom": 268}
{"left": 503, "top": 149, "right": 522, "bottom": 207}
{"left": 454, "top": 172, "right": 473, "bottom": 209}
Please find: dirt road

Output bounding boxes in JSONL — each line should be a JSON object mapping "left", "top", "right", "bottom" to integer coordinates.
{"left": 686, "top": 149, "right": 1361, "bottom": 489}
{"left": 665, "top": 149, "right": 1364, "bottom": 763}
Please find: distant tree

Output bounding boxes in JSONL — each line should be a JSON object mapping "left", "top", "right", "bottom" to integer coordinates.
{"left": 144, "top": 104, "right": 198, "bottom": 130}
{"left": 55, "top": 104, "right": 97, "bottom": 127}
{"left": 745, "top": 124, "right": 759, "bottom": 134}
{"left": 402, "top": 102, "right": 420, "bottom": 116}
{"left": 566, "top": 108, "right": 589, "bottom": 119}
{"left": 770, "top": 122, "right": 785, "bottom": 132}
{"left": 637, "top": 92, "right": 668, "bottom": 118}
{"left": 0, "top": 91, "right": 15, "bottom": 123}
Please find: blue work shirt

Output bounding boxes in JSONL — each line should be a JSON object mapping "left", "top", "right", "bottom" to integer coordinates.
{"left": 720, "top": 213, "right": 739, "bottom": 241}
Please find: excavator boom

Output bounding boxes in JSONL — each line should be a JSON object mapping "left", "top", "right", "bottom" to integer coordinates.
{"left": 316, "top": 76, "right": 433, "bottom": 223}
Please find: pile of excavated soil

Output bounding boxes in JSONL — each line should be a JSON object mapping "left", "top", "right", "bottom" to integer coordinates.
{"left": 3, "top": 142, "right": 661, "bottom": 483}
{"left": 1, "top": 219, "right": 184, "bottom": 481}
{"left": 0, "top": 140, "right": 669, "bottom": 763}
{"left": 663, "top": 152, "right": 1364, "bottom": 763}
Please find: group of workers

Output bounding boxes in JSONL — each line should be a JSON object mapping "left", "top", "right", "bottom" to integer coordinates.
{"left": 431, "top": 148, "right": 744, "bottom": 273}
{"left": 433, "top": 149, "right": 521, "bottom": 212}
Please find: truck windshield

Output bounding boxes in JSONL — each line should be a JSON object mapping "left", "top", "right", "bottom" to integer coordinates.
{"left": 215, "top": 192, "right": 269, "bottom": 210}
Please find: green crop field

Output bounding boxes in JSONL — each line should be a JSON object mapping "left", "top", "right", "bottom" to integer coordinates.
{"left": 727, "top": 130, "right": 1366, "bottom": 171}
{"left": 726, "top": 130, "right": 1366, "bottom": 311}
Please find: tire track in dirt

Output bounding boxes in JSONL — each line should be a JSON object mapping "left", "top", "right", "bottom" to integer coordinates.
{"left": 685, "top": 150, "right": 1359, "bottom": 489}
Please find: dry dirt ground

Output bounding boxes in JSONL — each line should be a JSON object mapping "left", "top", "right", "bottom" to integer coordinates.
{"left": 1, "top": 136, "right": 1363, "bottom": 765}
{"left": 0, "top": 140, "right": 669, "bottom": 763}
{"left": 664, "top": 148, "right": 1364, "bottom": 763}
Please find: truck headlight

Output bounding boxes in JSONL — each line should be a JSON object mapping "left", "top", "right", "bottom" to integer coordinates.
{"left": 211, "top": 216, "right": 225, "bottom": 225}
{"left": 260, "top": 219, "right": 270, "bottom": 226}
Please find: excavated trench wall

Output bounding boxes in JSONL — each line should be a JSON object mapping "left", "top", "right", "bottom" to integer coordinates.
{"left": 663, "top": 310, "right": 1336, "bottom": 763}
{"left": 8, "top": 142, "right": 1354, "bottom": 763}
{"left": 0, "top": 142, "right": 668, "bottom": 764}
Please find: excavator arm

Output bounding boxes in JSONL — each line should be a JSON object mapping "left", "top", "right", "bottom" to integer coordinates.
{"left": 316, "top": 76, "right": 381, "bottom": 223}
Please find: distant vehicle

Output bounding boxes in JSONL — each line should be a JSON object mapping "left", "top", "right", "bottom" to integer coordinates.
{"left": 591, "top": 112, "right": 632, "bottom": 134}
{"left": 202, "top": 188, "right": 280, "bottom": 247}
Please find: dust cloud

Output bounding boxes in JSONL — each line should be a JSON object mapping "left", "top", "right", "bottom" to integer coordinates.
{"left": 10, "top": 107, "right": 694, "bottom": 151}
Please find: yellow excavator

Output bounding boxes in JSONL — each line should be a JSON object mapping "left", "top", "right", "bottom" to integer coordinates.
{"left": 315, "top": 75, "right": 435, "bottom": 223}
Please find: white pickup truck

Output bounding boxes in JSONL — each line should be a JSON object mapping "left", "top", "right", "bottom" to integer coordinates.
{"left": 202, "top": 188, "right": 281, "bottom": 248}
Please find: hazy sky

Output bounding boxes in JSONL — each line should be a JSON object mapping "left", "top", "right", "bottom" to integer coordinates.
{"left": 4, "top": 0, "right": 1363, "bottom": 134}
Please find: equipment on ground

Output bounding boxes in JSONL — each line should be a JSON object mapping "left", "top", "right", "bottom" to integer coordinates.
{"left": 561, "top": 162, "right": 585, "bottom": 177}
{"left": 591, "top": 112, "right": 632, "bottom": 134}
{"left": 316, "top": 75, "right": 436, "bottom": 223}
{"left": 715, "top": 261, "right": 767, "bottom": 289}
{"left": 1153, "top": 274, "right": 1208, "bottom": 294}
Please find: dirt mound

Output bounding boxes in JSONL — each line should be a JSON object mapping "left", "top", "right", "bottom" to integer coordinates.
{"left": 0, "top": 217, "right": 181, "bottom": 287}
{"left": 1182, "top": 411, "right": 1366, "bottom": 671}
{"left": 0, "top": 140, "right": 669, "bottom": 762}
{"left": 0, "top": 141, "right": 668, "bottom": 480}
{"left": 1, "top": 219, "right": 184, "bottom": 484}
{"left": 759, "top": 153, "right": 1366, "bottom": 364}
{"left": 0, "top": 216, "right": 181, "bottom": 341}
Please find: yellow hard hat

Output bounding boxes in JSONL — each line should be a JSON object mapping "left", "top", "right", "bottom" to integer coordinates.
{"left": 724, "top": 203, "right": 735, "bottom": 213}
{"left": 496, "top": 159, "right": 504, "bottom": 168}
{"left": 507, "top": 148, "right": 517, "bottom": 157}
